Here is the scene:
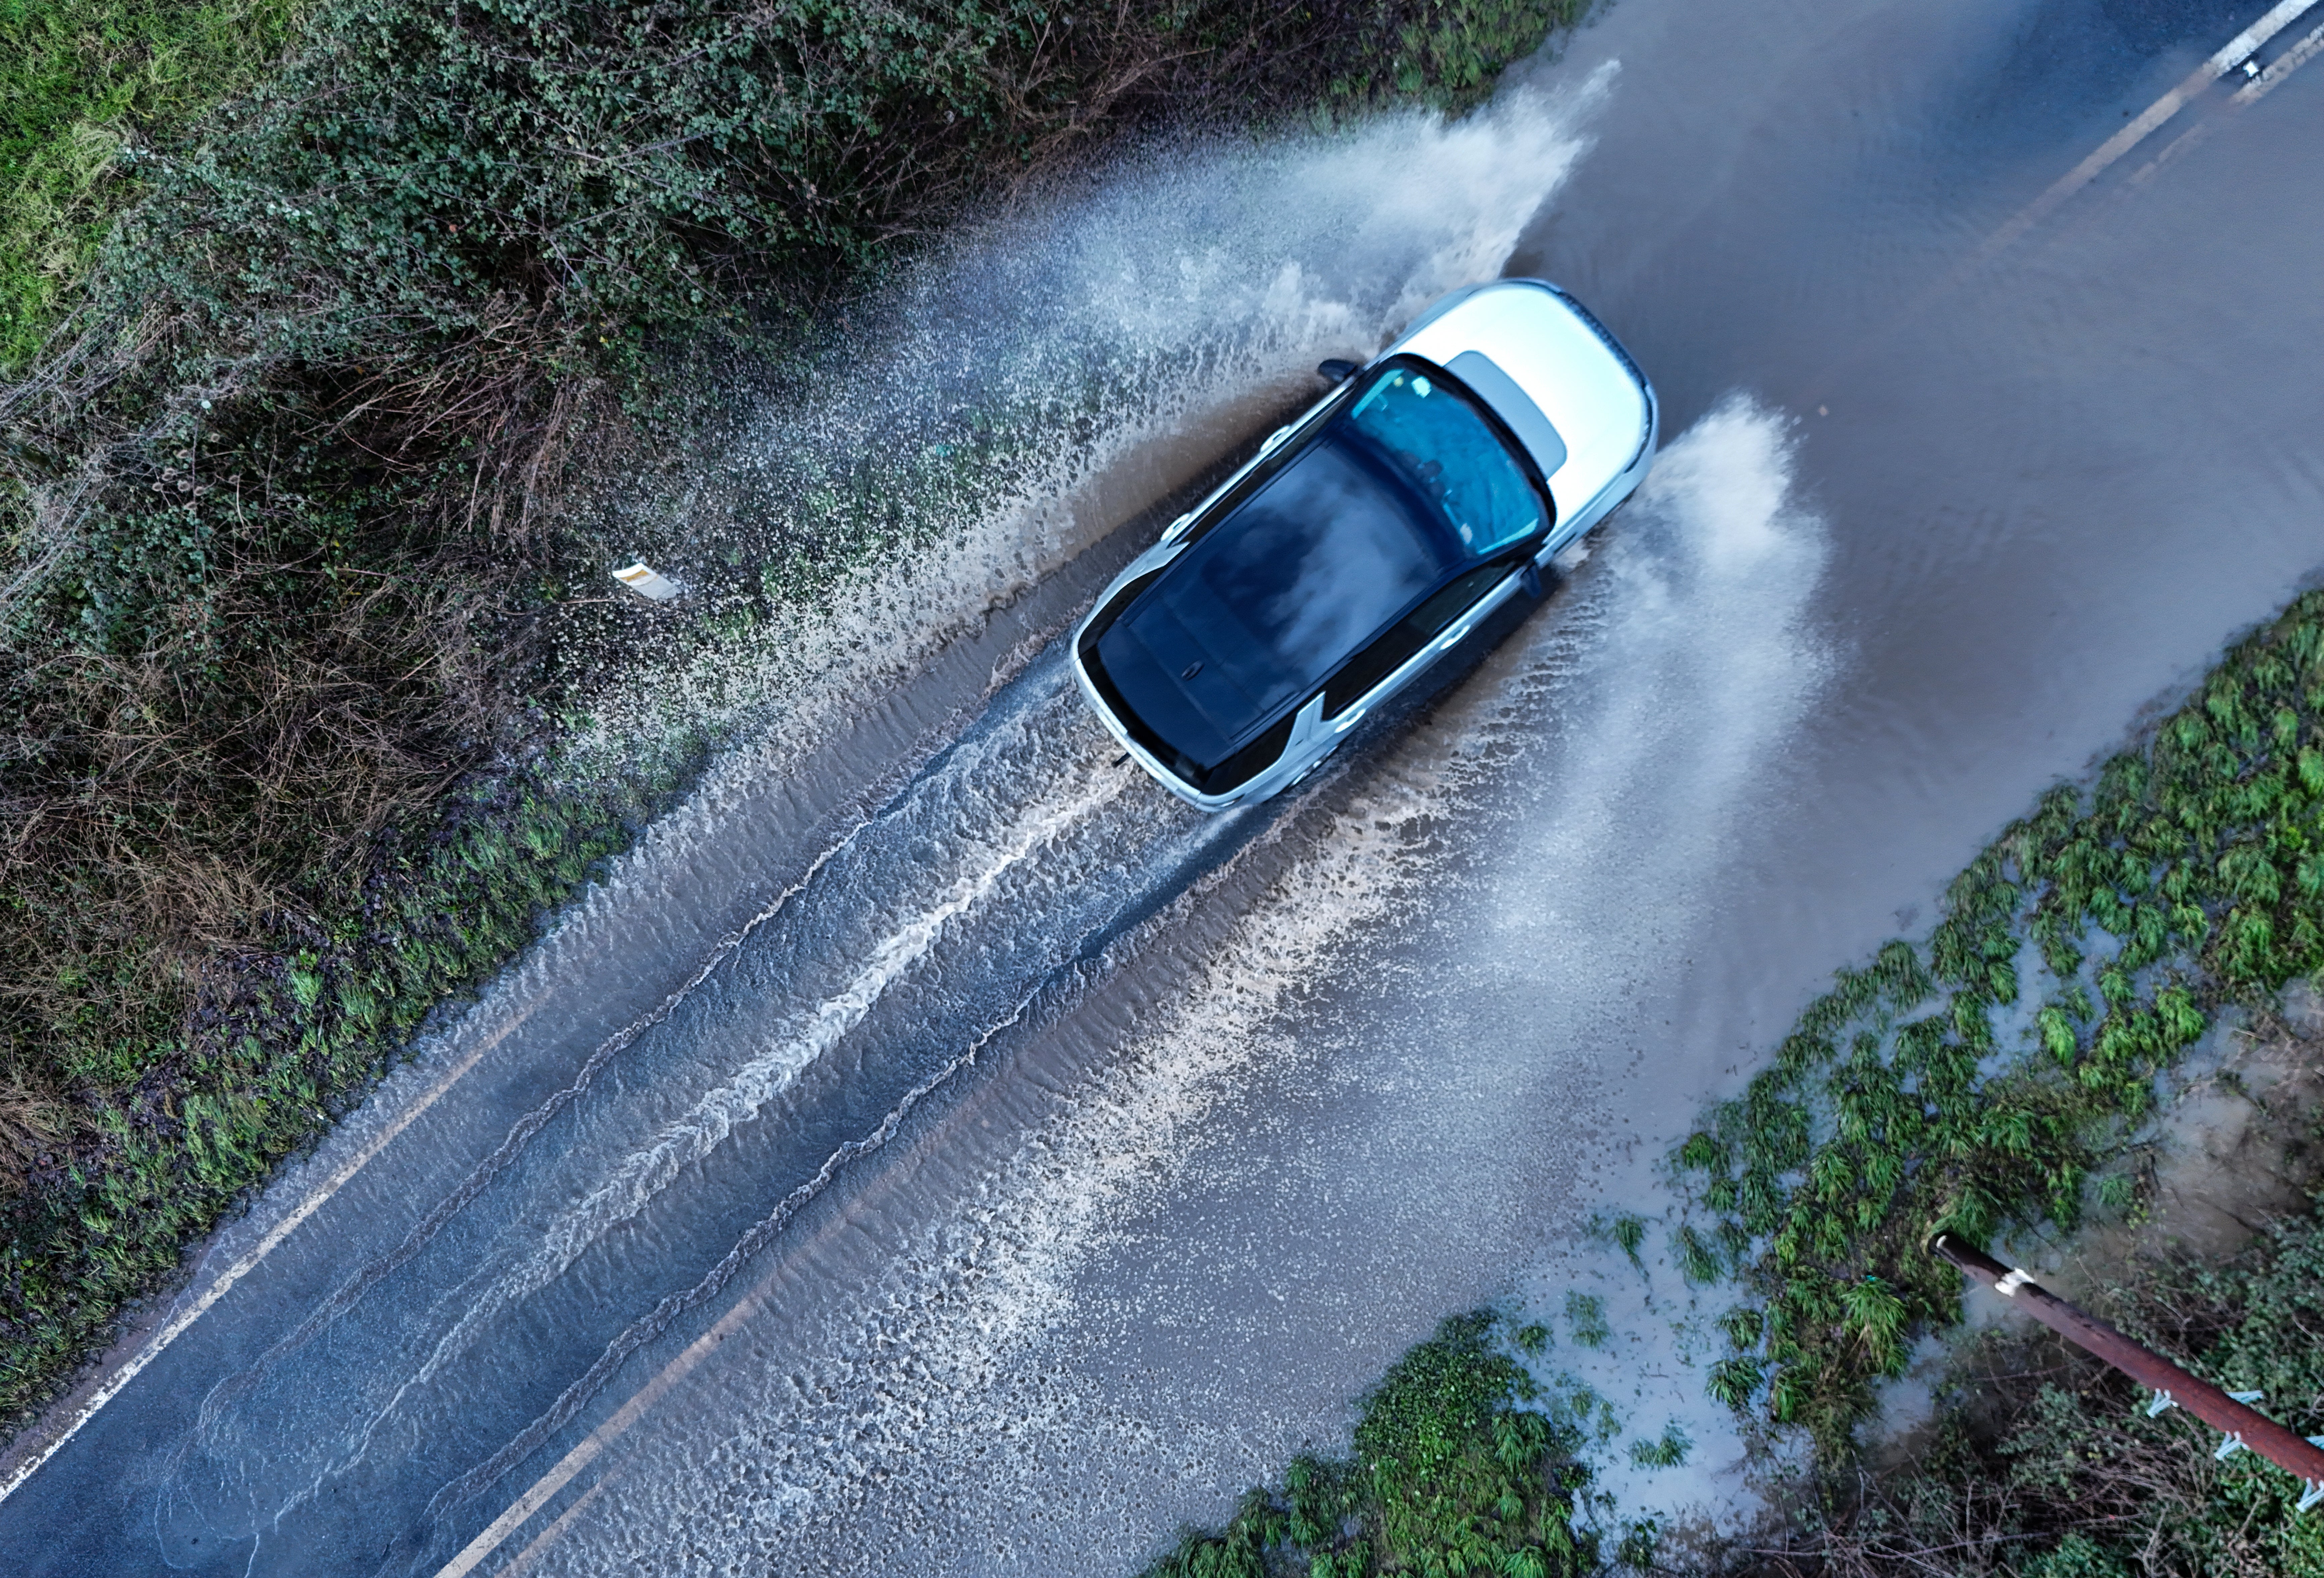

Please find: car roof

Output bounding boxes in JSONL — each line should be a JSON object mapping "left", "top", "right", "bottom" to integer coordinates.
{"left": 1092, "top": 360, "right": 1540, "bottom": 772}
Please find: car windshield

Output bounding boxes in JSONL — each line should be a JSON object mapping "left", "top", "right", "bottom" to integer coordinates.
{"left": 1093, "top": 361, "right": 1543, "bottom": 774}
{"left": 1343, "top": 364, "right": 1543, "bottom": 555}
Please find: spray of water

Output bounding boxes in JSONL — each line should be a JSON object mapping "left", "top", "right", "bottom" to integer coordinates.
{"left": 560, "top": 68, "right": 1617, "bottom": 796}
{"left": 508, "top": 397, "right": 1830, "bottom": 1575}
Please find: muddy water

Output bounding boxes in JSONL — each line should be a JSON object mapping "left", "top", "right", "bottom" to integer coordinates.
{"left": 7, "top": 0, "right": 2324, "bottom": 1572}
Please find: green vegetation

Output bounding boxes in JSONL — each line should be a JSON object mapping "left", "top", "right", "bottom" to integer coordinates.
{"left": 1758, "top": 1193, "right": 2324, "bottom": 1577}
{"left": 0, "top": 0, "right": 1581, "bottom": 1440}
{"left": 1168, "top": 591, "right": 2324, "bottom": 1570}
{"left": 1673, "top": 589, "right": 2324, "bottom": 1451}
{"left": 1, "top": 0, "right": 305, "bottom": 369}
{"left": 1142, "top": 1311, "right": 1606, "bottom": 1578}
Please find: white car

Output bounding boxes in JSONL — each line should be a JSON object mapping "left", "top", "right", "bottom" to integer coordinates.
{"left": 1072, "top": 279, "right": 1657, "bottom": 810}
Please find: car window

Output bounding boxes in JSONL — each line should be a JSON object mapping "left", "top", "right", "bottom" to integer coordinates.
{"left": 1322, "top": 562, "right": 1509, "bottom": 717}
{"left": 1095, "top": 435, "right": 1461, "bottom": 771}
{"left": 1084, "top": 357, "right": 1548, "bottom": 788}
{"left": 1346, "top": 366, "right": 1543, "bottom": 555}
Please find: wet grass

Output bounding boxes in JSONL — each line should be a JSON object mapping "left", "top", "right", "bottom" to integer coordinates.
{"left": 1670, "top": 587, "right": 2324, "bottom": 1454}
{"left": 1141, "top": 1311, "right": 1608, "bottom": 1578}
{"left": 0, "top": 0, "right": 305, "bottom": 371}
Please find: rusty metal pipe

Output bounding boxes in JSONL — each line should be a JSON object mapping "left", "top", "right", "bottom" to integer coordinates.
{"left": 1929, "top": 1232, "right": 2324, "bottom": 1498}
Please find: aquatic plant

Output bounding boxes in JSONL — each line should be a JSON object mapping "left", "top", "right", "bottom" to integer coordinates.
{"left": 1674, "top": 588, "right": 2324, "bottom": 1452}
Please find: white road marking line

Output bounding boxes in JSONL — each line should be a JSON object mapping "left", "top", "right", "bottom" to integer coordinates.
{"left": 497, "top": 1474, "right": 613, "bottom": 1577}
{"left": 430, "top": 1261, "right": 778, "bottom": 1578}
{"left": 2133, "top": 18, "right": 2324, "bottom": 180}
{"left": 0, "top": 1000, "right": 541, "bottom": 1506}
{"left": 2233, "top": 15, "right": 2324, "bottom": 99}
{"left": 1972, "top": 0, "right": 2321, "bottom": 261}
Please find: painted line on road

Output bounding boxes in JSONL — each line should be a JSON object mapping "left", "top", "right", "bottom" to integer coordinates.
{"left": 2133, "top": 18, "right": 2324, "bottom": 181}
{"left": 0, "top": 998, "right": 542, "bottom": 1507}
{"left": 1970, "top": 0, "right": 2320, "bottom": 263}
{"left": 497, "top": 1474, "right": 614, "bottom": 1577}
{"left": 2232, "top": 15, "right": 2324, "bottom": 98}
{"left": 430, "top": 1256, "right": 780, "bottom": 1578}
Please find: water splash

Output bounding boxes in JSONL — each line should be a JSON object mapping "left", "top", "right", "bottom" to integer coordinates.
{"left": 561, "top": 68, "right": 1618, "bottom": 795}
{"left": 509, "top": 397, "right": 1831, "bottom": 1575}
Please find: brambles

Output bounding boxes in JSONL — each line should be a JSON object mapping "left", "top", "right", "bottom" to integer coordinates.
{"left": 1674, "top": 590, "right": 2324, "bottom": 1452}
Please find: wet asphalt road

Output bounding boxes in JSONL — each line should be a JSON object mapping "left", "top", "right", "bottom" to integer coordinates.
{"left": 4, "top": 0, "right": 2323, "bottom": 1571}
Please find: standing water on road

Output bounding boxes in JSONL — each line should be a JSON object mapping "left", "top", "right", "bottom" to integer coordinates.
{"left": 8, "top": 0, "right": 2324, "bottom": 1571}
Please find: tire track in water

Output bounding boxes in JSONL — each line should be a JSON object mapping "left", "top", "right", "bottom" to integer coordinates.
{"left": 170, "top": 676, "right": 1037, "bottom": 1465}
{"left": 164, "top": 659, "right": 1256, "bottom": 1563}
{"left": 362, "top": 737, "right": 1138, "bottom": 1491}
{"left": 424, "top": 757, "right": 1268, "bottom": 1542}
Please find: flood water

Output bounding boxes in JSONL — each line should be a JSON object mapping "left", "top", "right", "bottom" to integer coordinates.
{"left": 5, "top": 0, "right": 2323, "bottom": 1571}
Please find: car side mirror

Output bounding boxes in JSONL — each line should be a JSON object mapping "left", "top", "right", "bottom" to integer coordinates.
{"left": 1520, "top": 562, "right": 1544, "bottom": 601}
{"left": 1316, "top": 359, "right": 1358, "bottom": 384}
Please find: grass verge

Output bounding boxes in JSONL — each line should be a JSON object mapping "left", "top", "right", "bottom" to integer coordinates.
{"left": 1, "top": 0, "right": 306, "bottom": 371}
{"left": 1752, "top": 1184, "right": 2324, "bottom": 1577}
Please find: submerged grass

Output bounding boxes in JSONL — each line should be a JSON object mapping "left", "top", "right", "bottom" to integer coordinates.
{"left": 1672, "top": 587, "right": 2324, "bottom": 1452}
